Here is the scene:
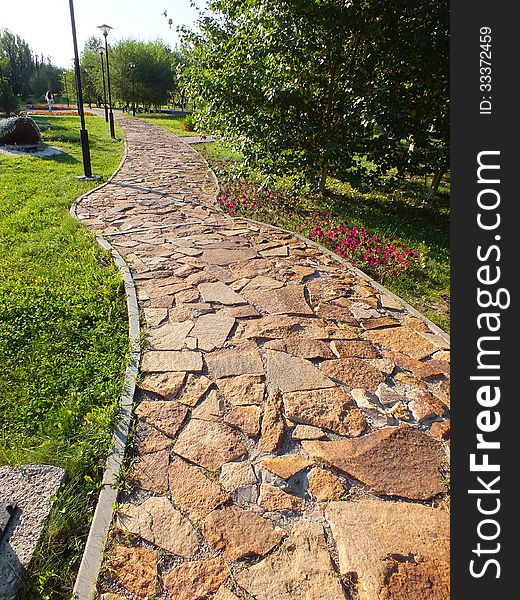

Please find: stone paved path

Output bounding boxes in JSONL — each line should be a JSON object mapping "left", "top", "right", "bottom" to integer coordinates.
{"left": 77, "top": 114, "right": 450, "bottom": 600}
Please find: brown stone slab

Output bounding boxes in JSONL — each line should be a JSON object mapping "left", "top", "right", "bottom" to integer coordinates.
{"left": 302, "top": 426, "right": 447, "bottom": 500}
{"left": 320, "top": 357, "right": 385, "bottom": 392}
{"left": 266, "top": 350, "right": 335, "bottom": 393}
{"left": 141, "top": 350, "right": 203, "bottom": 373}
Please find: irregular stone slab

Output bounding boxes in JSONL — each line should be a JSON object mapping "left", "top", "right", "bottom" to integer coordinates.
{"left": 380, "top": 558, "right": 450, "bottom": 600}
{"left": 176, "top": 373, "right": 213, "bottom": 406}
{"left": 308, "top": 467, "right": 345, "bottom": 501}
{"left": 409, "top": 391, "right": 448, "bottom": 422}
{"left": 131, "top": 450, "right": 169, "bottom": 494}
{"left": 320, "top": 357, "right": 385, "bottom": 392}
{"left": 173, "top": 419, "right": 247, "bottom": 471}
{"left": 134, "top": 424, "right": 174, "bottom": 455}
{"left": 192, "top": 389, "right": 226, "bottom": 421}
{"left": 115, "top": 497, "right": 199, "bottom": 557}
{"left": 162, "top": 556, "right": 229, "bottom": 600}
{"left": 258, "top": 389, "right": 285, "bottom": 452}
{"left": 168, "top": 457, "right": 228, "bottom": 520}
{"left": 206, "top": 345, "right": 264, "bottom": 379}
{"left": 258, "top": 483, "right": 304, "bottom": 512}
{"left": 261, "top": 456, "right": 313, "bottom": 479}
{"left": 362, "top": 326, "right": 438, "bottom": 359}
{"left": 291, "top": 424, "right": 329, "bottom": 441}
{"left": 263, "top": 337, "right": 335, "bottom": 360}
{"left": 220, "top": 460, "right": 258, "bottom": 493}
{"left": 240, "top": 314, "right": 303, "bottom": 339}
{"left": 219, "top": 303, "right": 261, "bottom": 318}
{"left": 214, "top": 585, "right": 241, "bottom": 600}
{"left": 316, "top": 303, "right": 358, "bottom": 324}
{"left": 429, "top": 419, "right": 451, "bottom": 440}
{"left": 303, "top": 426, "right": 447, "bottom": 499}
{"left": 135, "top": 401, "right": 188, "bottom": 437}
{"left": 379, "top": 294, "right": 404, "bottom": 311}
{"left": 266, "top": 350, "right": 335, "bottom": 393}
{"left": 361, "top": 316, "right": 400, "bottom": 330}
{"left": 203, "top": 505, "right": 283, "bottom": 560}
{"left": 202, "top": 247, "right": 258, "bottom": 265}
{"left": 240, "top": 275, "right": 284, "bottom": 295}
{"left": 248, "top": 285, "right": 313, "bottom": 315}
{"left": 138, "top": 372, "right": 186, "bottom": 399}
{"left": 259, "top": 244, "right": 289, "bottom": 257}
{"left": 148, "top": 321, "right": 193, "bottom": 350}
{"left": 385, "top": 351, "right": 450, "bottom": 380}
{"left": 236, "top": 520, "right": 346, "bottom": 600}
{"left": 330, "top": 339, "right": 380, "bottom": 359}
{"left": 225, "top": 405, "right": 262, "bottom": 436}
{"left": 0, "top": 465, "right": 64, "bottom": 598}
{"left": 141, "top": 350, "right": 203, "bottom": 373}
{"left": 345, "top": 408, "right": 368, "bottom": 437}
{"left": 284, "top": 387, "right": 355, "bottom": 435}
{"left": 143, "top": 307, "right": 168, "bottom": 327}
{"left": 403, "top": 315, "right": 431, "bottom": 332}
{"left": 108, "top": 545, "right": 157, "bottom": 598}
{"left": 325, "top": 499, "right": 450, "bottom": 600}
{"left": 348, "top": 302, "right": 381, "bottom": 320}
{"left": 198, "top": 282, "right": 247, "bottom": 305}
{"left": 175, "top": 288, "right": 200, "bottom": 303}
{"left": 191, "top": 313, "right": 235, "bottom": 351}
{"left": 217, "top": 375, "right": 265, "bottom": 406}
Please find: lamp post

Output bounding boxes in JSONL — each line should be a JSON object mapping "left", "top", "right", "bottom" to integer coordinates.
{"left": 97, "top": 24, "right": 115, "bottom": 138}
{"left": 129, "top": 62, "right": 136, "bottom": 116}
{"left": 68, "top": 0, "right": 92, "bottom": 178}
{"left": 98, "top": 47, "right": 108, "bottom": 122}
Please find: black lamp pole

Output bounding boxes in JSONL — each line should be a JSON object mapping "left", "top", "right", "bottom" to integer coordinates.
{"left": 98, "top": 48, "right": 108, "bottom": 122}
{"left": 130, "top": 62, "right": 136, "bottom": 116}
{"left": 98, "top": 24, "right": 115, "bottom": 138}
{"left": 68, "top": 0, "right": 92, "bottom": 178}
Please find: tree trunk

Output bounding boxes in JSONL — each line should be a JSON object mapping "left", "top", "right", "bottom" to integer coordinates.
{"left": 423, "top": 167, "right": 447, "bottom": 204}
{"left": 319, "top": 159, "right": 328, "bottom": 195}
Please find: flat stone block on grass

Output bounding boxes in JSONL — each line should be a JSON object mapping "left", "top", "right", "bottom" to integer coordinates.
{"left": 0, "top": 465, "right": 64, "bottom": 598}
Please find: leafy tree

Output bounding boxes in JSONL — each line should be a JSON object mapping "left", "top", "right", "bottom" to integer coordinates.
{"left": 180, "top": 0, "right": 448, "bottom": 196}
{"left": 0, "top": 76, "right": 18, "bottom": 116}
{"left": 0, "top": 29, "right": 34, "bottom": 96}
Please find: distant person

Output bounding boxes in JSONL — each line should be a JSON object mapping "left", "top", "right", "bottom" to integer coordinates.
{"left": 45, "top": 90, "right": 54, "bottom": 112}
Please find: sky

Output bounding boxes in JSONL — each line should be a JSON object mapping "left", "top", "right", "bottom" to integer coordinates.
{"left": 1, "top": 0, "right": 206, "bottom": 68}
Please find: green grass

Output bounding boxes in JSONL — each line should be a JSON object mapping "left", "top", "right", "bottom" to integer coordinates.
{"left": 0, "top": 115, "right": 128, "bottom": 598}
{"left": 132, "top": 112, "right": 201, "bottom": 137}
{"left": 199, "top": 142, "right": 450, "bottom": 332}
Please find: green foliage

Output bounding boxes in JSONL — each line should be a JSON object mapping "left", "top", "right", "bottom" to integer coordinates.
{"left": 0, "top": 115, "right": 127, "bottom": 597}
{"left": 180, "top": 113, "right": 196, "bottom": 131}
{"left": 181, "top": 0, "right": 448, "bottom": 194}
{"left": 0, "top": 77, "right": 18, "bottom": 116}
{"left": 80, "top": 38, "right": 182, "bottom": 109}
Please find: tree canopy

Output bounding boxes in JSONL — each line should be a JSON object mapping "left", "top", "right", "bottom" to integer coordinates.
{"left": 180, "top": 0, "right": 449, "bottom": 194}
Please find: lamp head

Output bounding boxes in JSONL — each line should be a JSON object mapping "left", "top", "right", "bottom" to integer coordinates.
{"left": 97, "top": 24, "right": 113, "bottom": 37}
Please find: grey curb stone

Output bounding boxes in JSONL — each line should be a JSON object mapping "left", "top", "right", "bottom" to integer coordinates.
{"left": 69, "top": 133, "right": 142, "bottom": 600}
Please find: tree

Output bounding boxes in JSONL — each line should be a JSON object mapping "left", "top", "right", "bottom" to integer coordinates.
{"left": 0, "top": 76, "right": 17, "bottom": 116}
{"left": 180, "top": 0, "right": 449, "bottom": 196}
{"left": 0, "top": 29, "right": 34, "bottom": 96}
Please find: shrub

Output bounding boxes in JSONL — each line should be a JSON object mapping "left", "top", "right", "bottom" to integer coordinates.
{"left": 0, "top": 78, "right": 18, "bottom": 117}
{"left": 180, "top": 114, "right": 196, "bottom": 132}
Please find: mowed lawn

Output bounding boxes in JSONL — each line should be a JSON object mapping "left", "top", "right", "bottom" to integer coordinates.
{"left": 0, "top": 115, "right": 128, "bottom": 598}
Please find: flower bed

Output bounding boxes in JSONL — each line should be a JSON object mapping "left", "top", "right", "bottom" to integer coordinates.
{"left": 217, "top": 179, "right": 420, "bottom": 281}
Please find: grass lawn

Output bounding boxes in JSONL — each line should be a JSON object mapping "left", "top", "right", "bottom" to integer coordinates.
{"left": 0, "top": 115, "right": 128, "bottom": 598}
{"left": 131, "top": 112, "right": 200, "bottom": 137}
{"left": 199, "top": 142, "right": 450, "bottom": 333}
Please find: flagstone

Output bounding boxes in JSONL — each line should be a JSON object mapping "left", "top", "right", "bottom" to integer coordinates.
{"left": 108, "top": 545, "right": 157, "bottom": 598}
{"left": 258, "top": 389, "right": 285, "bottom": 452}
{"left": 240, "top": 275, "right": 285, "bottom": 295}
{"left": 362, "top": 326, "right": 438, "bottom": 359}
{"left": 291, "top": 424, "right": 329, "bottom": 441}
{"left": 248, "top": 285, "right": 313, "bottom": 316}
{"left": 263, "top": 337, "right": 334, "bottom": 360}
{"left": 173, "top": 419, "right": 247, "bottom": 470}
{"left": 206, "top": 345, "right": 264, "bottom": 379}
{"left": 143, "top": 307, "right": 168, "bottom": 327}
{"left": 258, "top": 483, "right": 304, "bottom": 512}
{"left": 137, "top": 372, "right": 186, "bottom": 399}
{"left": 216, "top": 374, "right": 265, "bottom": 405}
{"left": 307, "top": 467, "right": 345, "bottom": 501}
{"left": 190, "top": 313, "right": 235, "bottom": 351}
{"left": 320, "top": 358, "right": 385, "bottom": 392}
{"left": 115, "top": 497, "right": 199, "bottom": 557}
{"left": 325, "top": 499, "right": 449, "bottom": 600}
{"left": 225, "top": 405, "right": 262, "bottom": 436}
{"left": 135, "top": 401, "right": 188, "bottom": 437}
{"left": 141, "top": 350, "right": 203, "bottom": 373}
{"left": 266, "top": 350, "right": 335, "bottom": 392}
{"left": 302, "top": 425, "right": 447, "bottom": 499}
{"left": 260, "top": 455, "right": 313, "bottom": 479}
{"left": 162, "top": 557, "right": 229, "bottom": 600}
{"left": 202, "top": 247, "right": 259, "bottom": 265}
{"left": 330, "top": 339, "right": 380, "bottom": 359}
{"left": 202, "top": 505, "right": 283, "bottom": 560}
{"left": 198, "top": 282, "right": 247, "bottom": 305}
{"left": 168, "top": 457, "right": 228, "bottom": 520}
{"left": 176, "top": 373, "right": 213, "bottom": 406}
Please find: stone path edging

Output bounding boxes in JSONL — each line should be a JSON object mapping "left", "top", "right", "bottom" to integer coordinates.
{"left": 69, "top": 134, "right": 142, "bottom": 600}
{"left": 191, "top": 141, "right": 450, "bottom": 343}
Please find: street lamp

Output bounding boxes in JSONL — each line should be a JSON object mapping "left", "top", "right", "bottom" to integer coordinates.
{"left": 97, "top": 23, "right": 115, "bottom": 138}
{"left": 129, "top": 62, "right": 136, "bottom": 117}
{"left": 98, "top": 46, "right": 108, "bottom": 122}
{"left": 68, "top": 0, "right": 92, "bottom": 178}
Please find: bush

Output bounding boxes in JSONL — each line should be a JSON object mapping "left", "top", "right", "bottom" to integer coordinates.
{"left": 0, "top": 78, "right": 18, "bottom": 116}
{"left": 180, "top": 114, "right": 196, "bottom": 132}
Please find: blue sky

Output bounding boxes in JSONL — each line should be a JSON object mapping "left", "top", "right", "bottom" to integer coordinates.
{"left": 1, "top": 0, "right": 206, "bottom": 68}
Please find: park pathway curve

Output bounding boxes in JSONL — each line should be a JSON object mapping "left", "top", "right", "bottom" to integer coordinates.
{"left": 77, "top": 113, "right": 450, "bottom": 600}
